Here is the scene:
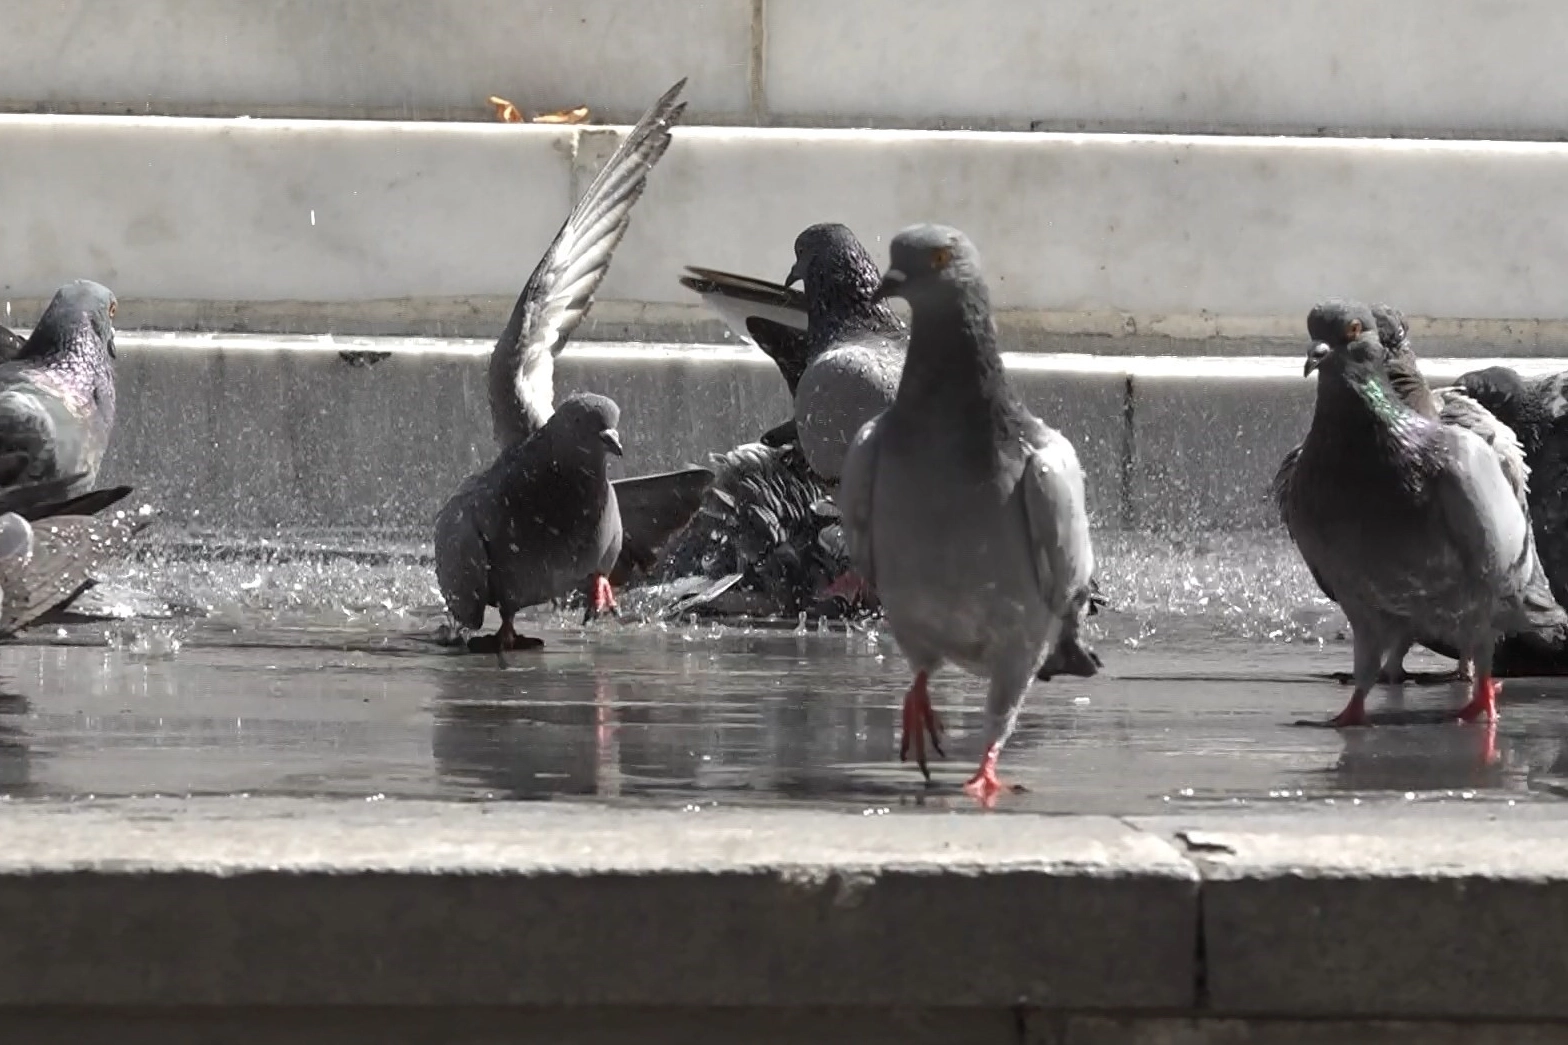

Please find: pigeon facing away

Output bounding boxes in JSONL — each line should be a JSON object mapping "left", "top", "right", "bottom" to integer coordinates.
{"left": 1280, "top": 300, "right": 1532, "bottom": 727}
{"left": 0, "top": 281, "right": 118, "bottom": 498}
{"left": 838, "top": 224, "right": 1096, "bottom": 804}
{"left": 435, "top": 393, "right": 624, "bottom": 651}
{"left": 1276, "top": 306, "right": 1568, "bottom": 680}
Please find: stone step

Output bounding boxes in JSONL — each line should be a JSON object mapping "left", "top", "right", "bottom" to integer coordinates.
{"left": 86, "top": 334, "right": 1550, "bottom": 533}
{"left": 4, "top": 0, "right": 1567, "bottom": 140}
{"left": 9, "top": 115, "right": 1568, "bottom": 349}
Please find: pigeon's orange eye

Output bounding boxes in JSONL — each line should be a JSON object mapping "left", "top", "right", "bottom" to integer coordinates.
{"left": 930, "top": 247, "right": 952, "bottom": 270}
{"left": 107, "top": 300, "right": 116, "bottom": 319}
{"left": 1345, "top": 319, "right": 1361, "bottom": 339}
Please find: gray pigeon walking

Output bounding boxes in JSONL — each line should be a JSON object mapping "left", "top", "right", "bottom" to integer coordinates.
{"left": 437, "top": 78, "right": 707, "bottom": 645}
{"left": 838, "top": 224, "right": 1095, "bottom": 804}
{"left": 434, "top": 393, "right": 624, "bottom": 651}
{"left": 0, "top": 281, "right": 118, "bottom": 498}
{"left": 1280, "top": 300, "right": 1533, "bottom": 727}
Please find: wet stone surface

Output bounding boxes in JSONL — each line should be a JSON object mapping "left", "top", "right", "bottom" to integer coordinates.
{"left": 4, "top": 528, "right": 1567, "bottom": 813}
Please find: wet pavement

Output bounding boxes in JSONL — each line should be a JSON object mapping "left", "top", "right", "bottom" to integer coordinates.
{"left": 2, "top": 528, "right": 1566, "bottom": 815}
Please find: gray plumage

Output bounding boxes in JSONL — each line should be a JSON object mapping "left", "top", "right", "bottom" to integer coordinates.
{"left": 1276, "top": 307, "right": 1568, "bottom": 679}
{"left": 1280, "top": 299, "right": 1531, "bottom": 726}
{"left": 839, "top": 224, "right": 1095, "bottom": 801}
{"left": 435, "top": 394, "right": 624, "bottom": 646}
{"left": 488, "top": 79, "right": 685, "bottom": 448}
{"left": 0, "top": 281, "right": 118, "bottom": 498}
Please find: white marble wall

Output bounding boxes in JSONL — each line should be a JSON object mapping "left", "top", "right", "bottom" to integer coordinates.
{"left": 6, "top": 0, "right": 1568, "bottom": 136}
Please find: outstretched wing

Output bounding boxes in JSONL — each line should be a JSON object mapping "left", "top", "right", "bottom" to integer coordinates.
{"left": 679, "top": 265, "right": 807, "bottom": 344}
{"left": 488, "top": 79, "right": 688, "bottom": 447}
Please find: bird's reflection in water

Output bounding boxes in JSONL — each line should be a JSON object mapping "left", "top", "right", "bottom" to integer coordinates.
{"left": 0, "top": 687, "right": 30, "bottom": 796}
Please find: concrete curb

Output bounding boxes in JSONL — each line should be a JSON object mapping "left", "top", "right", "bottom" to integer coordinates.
{"left": 89, "top": 335, "right": 1558, "bottom": 532}
{"left": 12, "top": 117, "right": 1568, "bottom": 332}
{"left": 6, "top": 0, "right": 1568, "bottom": 140}
{"left": 2, "top": 799, "right": 1568, "bottom": 1040}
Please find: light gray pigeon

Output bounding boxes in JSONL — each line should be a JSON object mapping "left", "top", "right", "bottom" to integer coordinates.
{"left": 434, "top": 393, "right": 624, "bottom": 652}
{"left": 838, "top": 224, "right": 1095, "bottom": 804}
{"left": 1281, "top": 299, "right": 1533, "bottom": 727}
{"left": 0, "top": 281, "right": 118, "bottom": 498}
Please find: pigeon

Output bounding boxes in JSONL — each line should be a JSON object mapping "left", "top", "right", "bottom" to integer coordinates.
{"left": 436, "top": 78, "right": 707, "bottom": 642}
{"left": 838, "top": 224, "right": 1096, "bottom": 804}
{"left": 0, "top": 323, "right": 25, "bottom": 365}
{"left": 434, "top": 393, "right": 624, "bottom": 652}
{"left": 1276, "top": 305, "right": 1568, "bottom": 680}
{"left": 1280, "top": 299, "right": 1533, "bottom": 727}
{"left": 1454, "top": 365, "right": 1568, "bottom": 609}
{"left": 0, "top": 281, "right": 118, "bottom": 498}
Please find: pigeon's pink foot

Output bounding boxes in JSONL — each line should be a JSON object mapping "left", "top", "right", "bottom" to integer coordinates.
{"left": 1454, "top": 676, "right": 1501, "bottom": 723}
{"left": 1327, "top": 690, "right": 1371, "bottom": 728}
{"left": 823, "top": 570, "right": 872, "bottom": 602}
{"left": 584, "top": 572, "right": 619, "bottom": 622}
{"left": 963, "top": 744, "right": 1005, "bottom": 808}
{"left": 899, "top": 671, "right": 944, "bottom": 780}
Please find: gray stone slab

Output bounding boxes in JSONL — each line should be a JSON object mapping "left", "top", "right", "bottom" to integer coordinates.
{"left": 1058, "top": 1016, "right": 1568, "bottom": 1044}
{"left": 0, "top": 1006, "right": 1018, "bottom": 1045}
{"left": 0, "top": 799, "right": 1197, "bottom": 1010}
{"left": 1132, "top": 811, "right": 1568, "bottom": 1021}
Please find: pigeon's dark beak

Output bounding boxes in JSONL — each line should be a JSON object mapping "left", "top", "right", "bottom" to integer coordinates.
{"left": 599, "top": 428, "right": 624, "bottom": 456}
{"left": 872, "top": 269, "right": 906, "bottom": 304}
{"left": 1303, "top": 342, "right": 1331, "bottom": 377}
{"left": 784, "top": 260, "right": 805, "bottom": 288}
{"left": 106, "top": 332, "right": 117, "bottom": 359}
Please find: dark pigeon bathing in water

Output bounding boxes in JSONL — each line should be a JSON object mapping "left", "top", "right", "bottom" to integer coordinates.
{"left": 838, "top": 224, "right": 1097, "bottom": 805}
{"left": 0, "top": 280, "right": 119, "bottom": 499}
{"left": 1281, "top": 299, "right": 1533, "bottom": 727}
{"left": 435, "top": 393, "right": 625, "bottom": 653}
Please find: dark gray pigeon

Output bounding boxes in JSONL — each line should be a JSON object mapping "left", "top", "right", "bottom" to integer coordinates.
{"left": 1277, "top": 307, "right": 1568, "bottom": 680}
{"left": 434, "top": 393, "right": 624, "bottom": 652}
{"left": 0, "top": 281, "right": 118, "bottom": 498}
{"left": 0, "top": 323, "right": 25, "bottom": 364}
{"left": 1281, "top": 299, "right": 1532, "bottom": 727}
{"left": 838, "top": 224, "right": 1095, "bottom": 805}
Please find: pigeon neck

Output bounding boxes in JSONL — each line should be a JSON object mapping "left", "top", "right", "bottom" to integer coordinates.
{"left": 24, "top": 321, "right": 115, "bottom": 417}
{"left": 1308, "top": 364, "right": 1427, "bottom": 455}
{"left": 804, "top": 267, "right": 902, "bottom": 353}
{"left": 897, "top": 289, "right": 1012, "bottom": 415}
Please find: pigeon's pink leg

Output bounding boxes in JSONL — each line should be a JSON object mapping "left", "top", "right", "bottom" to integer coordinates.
{"left": 899, "top": 671, "right": 944, "bottom": 779}
{"left": 823, "top": 570, "right": 872, "bottom": 602}
{"left": 1453, "top": 676, "right": 1501, "bottom": 723}
{"left": 963, "top": 744, "right": 1006, "bottom": 808}
{"left": 587, "top": 573, "right": 618, "bottom": 619}
{"left": 1327, "top": 688, "right": 1371, "bottom": 727}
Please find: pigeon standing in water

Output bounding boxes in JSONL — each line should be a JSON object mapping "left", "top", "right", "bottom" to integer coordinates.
{"left": 435, "top": 394, "right": 624, "bottom": 652}
{"left": 0, "top": 281, "right": 118, "bottom": 498}
{"left": 1280, "top": 299, "right": 1532, "bottom": 727}
{"left": 436, "top": 79, "right": 704, "bottom": 648}
{"left": 1277, "top": 305, "right": 1568, "bottom": 679}
{"left": 838, "top": 224, "right": 1095, "bottom": 804}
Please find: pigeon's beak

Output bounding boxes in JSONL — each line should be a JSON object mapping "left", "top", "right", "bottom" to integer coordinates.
{"left": 872, "top": 269, "right": 906, "bottom": 304}
{"left": 1303, "top": 342, "right": 1331, "bottom": 377}
{"left": 599, "top": 428, "right": 624, "bottom": 456}
{"left": 784, "top": 260, "right": 805, "bottom": 288}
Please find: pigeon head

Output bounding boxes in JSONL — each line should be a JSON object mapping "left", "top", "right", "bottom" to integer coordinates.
{"left": 784, "top": 223, "right": 900, "bottom": 342}
{"left": 1454, "top": 366, "right": 1529, "bottom": 430}
{"left": 1370, "top": 303, "right": 1409, "bottom": 351}
{"left": 1303, "top": 299, "right": 1382, "bottom": 378}
{"left": 550, "top": 392, "right": 623, "bottom": 457}
{"left": 25, "top": 280, "right": 117, "bottom": 362}
{"left": 873, "top": 224, "right": 984, "bottom": 308}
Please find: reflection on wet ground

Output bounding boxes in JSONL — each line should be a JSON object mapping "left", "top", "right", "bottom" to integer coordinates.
{"left": 6, "top": 524, "right": 1568, "bottom": 814}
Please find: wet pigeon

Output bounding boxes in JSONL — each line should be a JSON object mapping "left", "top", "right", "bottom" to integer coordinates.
{"left": 434, "top": 393, "right": 624, "bottom": 651}
{"left": 1280, "top": 299, "right": 1532, "bottom": 727}
{"left": 1277, "top": 306, "right": 1568, "bottom": 680}
{"left": 1454, "top": 365, "right": 1568, "bottom": 609}
{"left": 0, "top": 281, "right": 118, "bottom": 498}
{"left": 838, "top": 224, "right": 1095, "bottom": 803}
